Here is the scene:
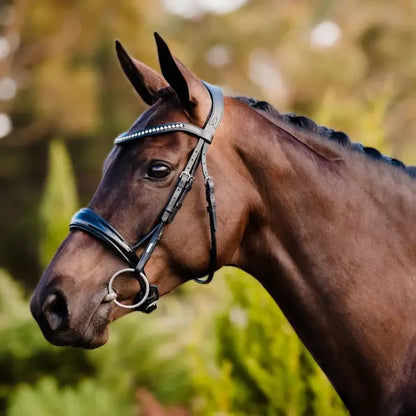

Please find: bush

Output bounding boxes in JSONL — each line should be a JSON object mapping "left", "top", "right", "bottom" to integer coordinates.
{"left": 7, "top": 378, "right": 131, "bottom": 416}
{"left": 188, "top": 269, "right": 347, "bottom": 416}
{"left": 39, "top": 139, "right": 79, "bottom": 267}
{"left": 0, "top": 268, "right": 193, "bottom": 415}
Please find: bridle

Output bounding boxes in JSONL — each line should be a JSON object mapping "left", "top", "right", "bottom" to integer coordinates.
{"left": 69, "top": 82, "right": 223, "bottom": 313}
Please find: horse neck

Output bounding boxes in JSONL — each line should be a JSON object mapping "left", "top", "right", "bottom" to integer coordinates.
{"left": 229, "top": 104, "right": 416, "bottom": 415}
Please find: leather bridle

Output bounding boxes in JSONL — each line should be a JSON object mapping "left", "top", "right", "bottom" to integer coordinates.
{"left": 69, "top": 82, "right": 223, "bottom": 313}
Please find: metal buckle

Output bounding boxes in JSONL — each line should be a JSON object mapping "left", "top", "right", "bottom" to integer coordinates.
{"left": 161, "top": 171, "right": 194, "bottom": 223}
{"left": 140, "top": 285, "right": 159, "bottom": 313}
{"left": 178, "top": 171, "right": 194, "bottom": 190}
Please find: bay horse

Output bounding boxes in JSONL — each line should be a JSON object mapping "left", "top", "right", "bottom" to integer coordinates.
{"left": 30, "top": 33, "right": 416, "bottom": 416}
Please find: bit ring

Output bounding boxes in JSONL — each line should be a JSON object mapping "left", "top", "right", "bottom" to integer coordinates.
{"left": 107, "top": 268, "right": 150, "bottom": 309}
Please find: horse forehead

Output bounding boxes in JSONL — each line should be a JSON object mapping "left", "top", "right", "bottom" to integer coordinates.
{"left": 102, "top": 146, "right": 121, "bottom": 175}
{"left": 128, "top": 96, "right": 186, "bottom": 134}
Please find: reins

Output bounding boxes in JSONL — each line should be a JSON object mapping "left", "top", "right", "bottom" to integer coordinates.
{"left": 69, "top": 82, "right": 223, "bottom": 312}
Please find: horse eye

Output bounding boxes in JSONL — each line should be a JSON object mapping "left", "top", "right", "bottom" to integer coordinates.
{"left": 147, "top": 162, "right": 171, "bottom": 179}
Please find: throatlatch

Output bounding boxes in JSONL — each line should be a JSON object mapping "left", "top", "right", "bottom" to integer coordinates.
{"left": 69, "top": 82, "right": 224, "bottom": 312}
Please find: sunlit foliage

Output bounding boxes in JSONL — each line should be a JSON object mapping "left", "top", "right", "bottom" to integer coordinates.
{"left": 39, "top": 140, "right": 78, "bottom": 267}
{"left": 1, "top": 0, "right": 414, "bottom": 414}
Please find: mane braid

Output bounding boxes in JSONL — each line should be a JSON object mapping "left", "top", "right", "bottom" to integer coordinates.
{"left": 236, "top": 96, "right": 416, "bottom": 178}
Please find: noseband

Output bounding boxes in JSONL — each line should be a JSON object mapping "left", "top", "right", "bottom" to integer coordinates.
{"left": 69, "top": 82, "right": 223, "bottom": 313}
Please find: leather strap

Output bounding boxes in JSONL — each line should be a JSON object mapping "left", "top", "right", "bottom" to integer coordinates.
{"left": 194, "top": 142, "right": 217, "bottom": 284}
{"left": 70, "top": 208, "right": 139, "bottom": 267}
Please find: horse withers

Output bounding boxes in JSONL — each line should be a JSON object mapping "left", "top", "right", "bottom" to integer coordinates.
{"left": 31, "top": 34, "right": 416, "bottom": 415}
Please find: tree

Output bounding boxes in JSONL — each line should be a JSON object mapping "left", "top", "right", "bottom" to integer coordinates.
{"left": 39, "top": 139, "right": 78, "bottom": 267}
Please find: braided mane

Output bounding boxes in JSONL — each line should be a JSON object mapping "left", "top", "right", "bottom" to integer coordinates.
{"left": 236, "top": 96, "right": 416, "bottom": 178}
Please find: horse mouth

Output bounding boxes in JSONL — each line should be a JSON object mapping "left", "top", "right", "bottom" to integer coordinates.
{"left": 76, "top": 296, "right": 136, "bottom": 348}
{"left": 75, "top": 302, "right": 113, "bottom": 349}
{"left": 71, "top": 292, "right": 137, "bottom": 349}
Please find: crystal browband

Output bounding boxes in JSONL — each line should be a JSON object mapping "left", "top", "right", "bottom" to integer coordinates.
{"left": 115, "top": 122, "right": 214, "bottom": 145}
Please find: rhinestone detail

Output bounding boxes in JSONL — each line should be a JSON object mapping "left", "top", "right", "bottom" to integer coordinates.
{"left": 115, "top": 123, "right": 186, "bottom": 144}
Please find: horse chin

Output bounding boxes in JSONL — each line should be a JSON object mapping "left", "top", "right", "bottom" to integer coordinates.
{"left": 40, "top": 324, "right": 110, "bottom": 349}
{"left": 76, "top": 300, "right": 136, "bottom": 348}
{"left": 76, "top": 326, "right": 110, "bottom": 349}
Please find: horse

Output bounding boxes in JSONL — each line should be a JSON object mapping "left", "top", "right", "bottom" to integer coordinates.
{"left": 30, "top": 33, "right": 416, "bottom": 416}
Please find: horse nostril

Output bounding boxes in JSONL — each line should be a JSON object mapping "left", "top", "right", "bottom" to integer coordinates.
{"left": 41, "top": 292, "right": 68, "bottom": 331}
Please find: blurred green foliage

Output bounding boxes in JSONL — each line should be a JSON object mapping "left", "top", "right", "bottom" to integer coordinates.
{"left": 0, "top": 267, "right": 192, "bottom": 415}
{"left": 39, "top": 140, "right": 78, "bottom": 267}
{"left": 1, "top": 269, "right": 348, "bottom": 416}
{"left": 189, "top": 271, "right": 346, "bottom": 416}
{"left": 1, "top": 0, "right": 415, "bottom": 414}
{"left": 8, "top": 378, "right": 132, "bottom": 416}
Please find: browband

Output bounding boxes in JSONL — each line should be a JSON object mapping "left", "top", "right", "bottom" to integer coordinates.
{"left": 114, "top": 81, "right": 223, "bottom": 145}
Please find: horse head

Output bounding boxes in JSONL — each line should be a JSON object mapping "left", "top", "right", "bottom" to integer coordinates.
{"left": 30, "top": 34, "right": 252, "bottom": 348}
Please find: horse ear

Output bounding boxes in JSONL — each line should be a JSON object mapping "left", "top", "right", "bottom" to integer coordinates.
{"left": 115, "top": 40, "right": 168, "bottom": 106}
{"left": 154, "top": 32, "right": 210, "bottom": 122}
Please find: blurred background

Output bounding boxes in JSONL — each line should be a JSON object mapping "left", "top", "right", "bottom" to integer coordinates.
{"left": 1, "top": 0, "right": 416, "bottom": 414}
